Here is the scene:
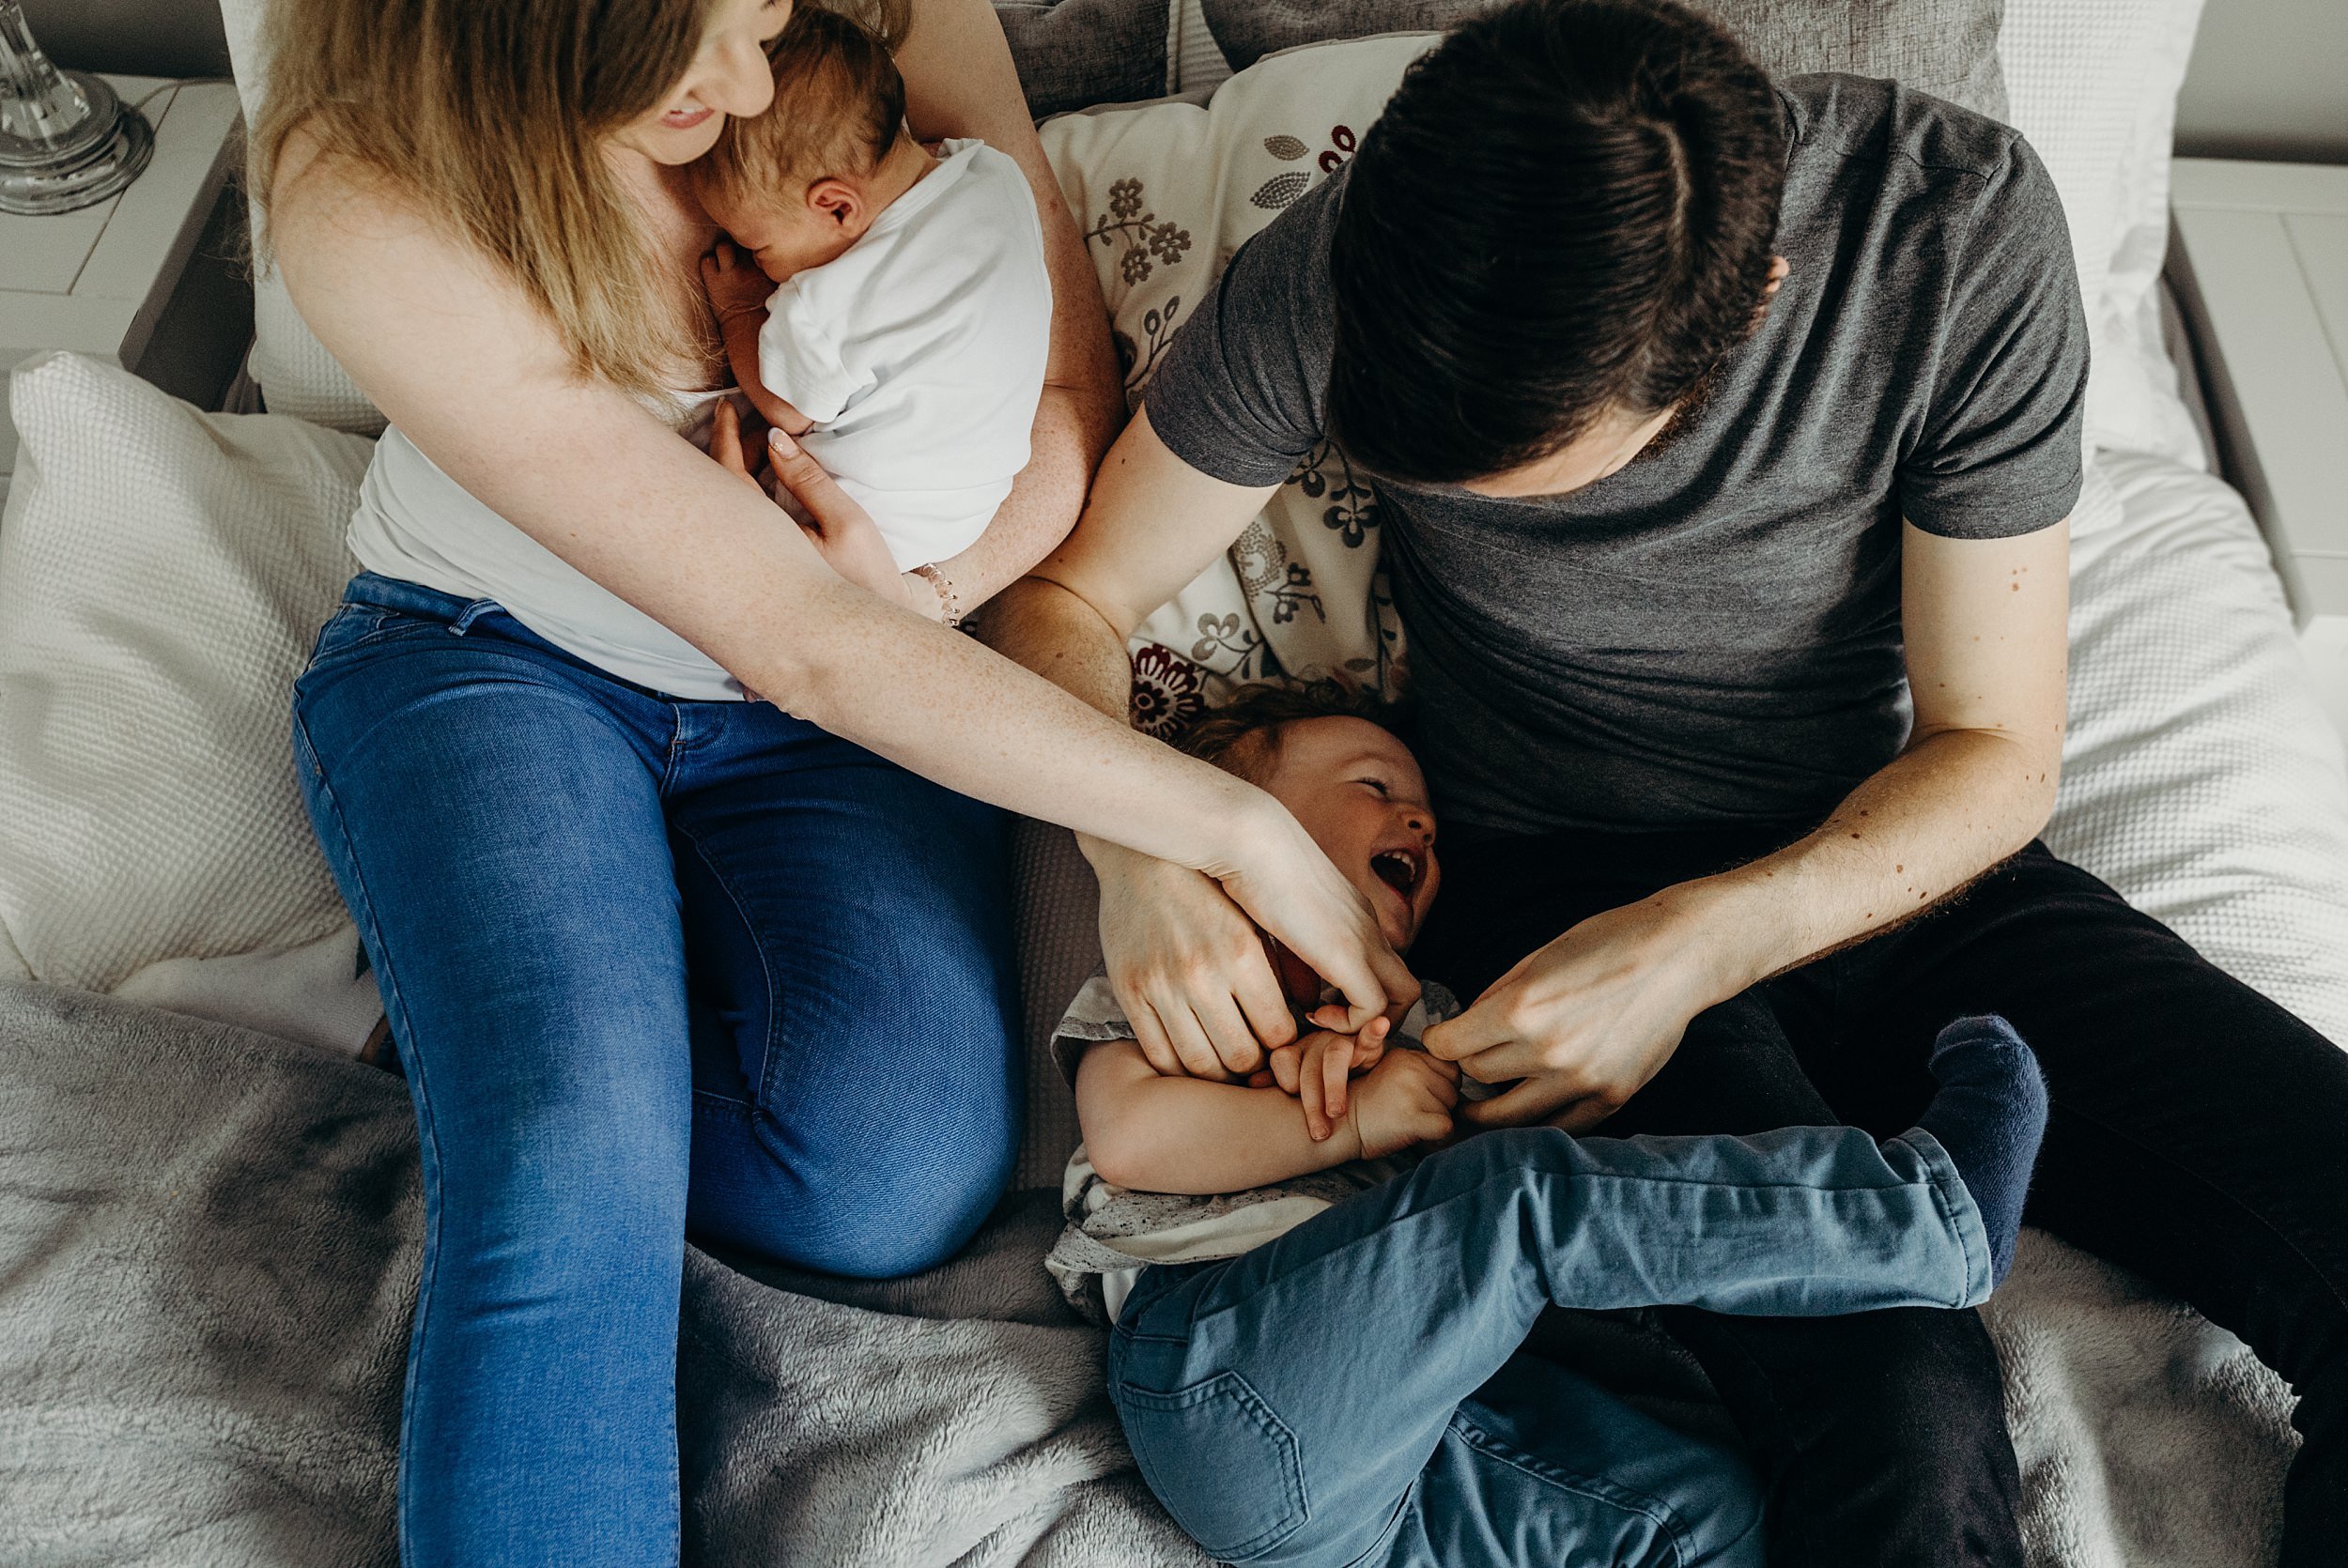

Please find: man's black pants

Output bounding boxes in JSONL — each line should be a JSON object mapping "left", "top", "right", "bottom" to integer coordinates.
{"left": 1413, "top": 828, "right": 2348, "bottom": 1568}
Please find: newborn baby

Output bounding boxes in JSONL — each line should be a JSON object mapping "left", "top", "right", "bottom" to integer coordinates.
{"left": 692, "top": 7, "right": 1051, "bottom": 578}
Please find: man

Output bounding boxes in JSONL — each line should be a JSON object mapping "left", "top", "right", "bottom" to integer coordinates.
{"left": 985, "top": 0, "right": 2348, "bottom": 1562}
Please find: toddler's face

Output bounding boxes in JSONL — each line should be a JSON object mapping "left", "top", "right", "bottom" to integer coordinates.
{"left": 1256, "top": 717, "right": 1439, "bottom": 951}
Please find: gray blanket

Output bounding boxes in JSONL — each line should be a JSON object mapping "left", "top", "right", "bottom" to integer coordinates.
{"left": 0, "top": 981, "right": 2301, "bottom": 1566}
{"left": 0, "top": 984, "right": 1192, "bottom": 1568}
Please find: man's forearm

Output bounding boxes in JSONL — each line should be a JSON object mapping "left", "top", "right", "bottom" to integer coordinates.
{"left": 1671, "top": 728, "right": 2062, "bottom": 999}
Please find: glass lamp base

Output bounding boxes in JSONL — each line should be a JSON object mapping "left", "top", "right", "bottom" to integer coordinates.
{"left": 0, "top": 71, "right": 153, "bottom": 216}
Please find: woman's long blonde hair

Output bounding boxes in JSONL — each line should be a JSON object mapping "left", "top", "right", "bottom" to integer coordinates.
{"left": 251, "top": 0, "right": 905, "bottom": 399}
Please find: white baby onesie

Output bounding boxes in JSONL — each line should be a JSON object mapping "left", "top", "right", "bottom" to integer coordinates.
{"left": 755, "top": 138, "right": 1052, "bottom": 572}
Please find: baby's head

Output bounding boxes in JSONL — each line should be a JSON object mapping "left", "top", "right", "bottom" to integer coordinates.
{"left": 691, "top": 7, "right": 918, "bottom": 280}
{"left": 1182, "top": 683, "right": 1439, "bottom": 951}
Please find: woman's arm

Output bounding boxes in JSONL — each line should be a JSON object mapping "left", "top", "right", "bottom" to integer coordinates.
{"left": 269, "top": 147, "right": 1408, "bottom": 1030}
{"left": 894, "top": 0, "right": 1127, "bottom": 608}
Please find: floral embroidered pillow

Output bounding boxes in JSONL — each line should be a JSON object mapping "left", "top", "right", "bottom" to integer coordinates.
{"left": 1041, "top": 33, "right": 1437, "bottom": 735}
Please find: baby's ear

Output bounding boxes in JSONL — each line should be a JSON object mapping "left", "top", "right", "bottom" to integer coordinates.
{"left": 806, "top": 177, "right": 861, "bottom": 229}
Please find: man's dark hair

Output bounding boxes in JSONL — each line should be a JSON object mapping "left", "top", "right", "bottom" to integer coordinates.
{"left": 1178, "top": 679, "right": 1404, "bottom": 785}
{"left": 1326, "top": 0, "right": 1786, "bottom": 485}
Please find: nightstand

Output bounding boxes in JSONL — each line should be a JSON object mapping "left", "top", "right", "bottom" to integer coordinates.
{"left": 2169, "top": 158, "right": 2348, "bottom": 741}
{"left": 0, "top": 78, "right": 249, "bottom": 507}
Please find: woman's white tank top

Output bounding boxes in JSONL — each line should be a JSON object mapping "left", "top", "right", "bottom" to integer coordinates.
{"left": 346, "top": 394, "right": 748, "bottom": 700}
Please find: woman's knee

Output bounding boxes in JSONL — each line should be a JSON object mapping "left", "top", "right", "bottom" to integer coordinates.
{"left": 826, "top": 1179, "right": 1008, "bottom": 1279}
{"left": 433, "top": 1084, "right": 690, "bottom": 1223}
{"left": 728, "top": 1112, "right": 1017, "bottom": 1279}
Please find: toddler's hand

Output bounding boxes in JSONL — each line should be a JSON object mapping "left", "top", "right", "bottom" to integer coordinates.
{"left": 1259, "top": 1019, "right": 1391, "bottom": 1142}
{"left": 1349, "top": 1050, "right": 1460, "bottom": 1161}
{"left": 700, "top": 239, "right": 773, "bottom": 326}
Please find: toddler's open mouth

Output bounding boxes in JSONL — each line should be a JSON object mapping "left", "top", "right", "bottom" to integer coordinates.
{"left": 1370, "top": 847, "right": 1423, "bottom": 899}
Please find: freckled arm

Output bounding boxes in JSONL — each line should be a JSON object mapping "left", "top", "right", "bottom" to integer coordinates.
{"left": 1660, "top": 518, "right": 2072, "bottom": 991}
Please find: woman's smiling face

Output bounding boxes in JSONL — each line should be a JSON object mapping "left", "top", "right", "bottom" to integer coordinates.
{"left": 614, "top": 0, "right": 796, "bottom": 165}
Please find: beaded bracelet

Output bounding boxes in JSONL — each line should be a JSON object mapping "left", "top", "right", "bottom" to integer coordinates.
{"left": 909, "top": 561, "right": 964, "bottom": 629}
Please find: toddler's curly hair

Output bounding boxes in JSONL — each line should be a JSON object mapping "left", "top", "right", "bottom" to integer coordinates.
{"left": 1176, "top": 679, "right": 1406, "bottom": 784}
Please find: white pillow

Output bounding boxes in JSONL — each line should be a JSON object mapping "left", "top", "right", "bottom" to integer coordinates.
{"left": 2046, "top": 448, "right": 2348, "bottom": 1045}
{"left": 1043, "top": 35, "right": 1432, "bottom": 719}
{"left": 1999, "top": 0, "right": 2210, "bottom": 462}
{"left": 0, "top": 352, "right": 373, "bottom": 991}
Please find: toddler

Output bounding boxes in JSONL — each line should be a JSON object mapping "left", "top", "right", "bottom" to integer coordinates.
{"left": 1046, "top": 682, "right": 2050, "bottom": 1568}
{"left": 692, "top": 8, "right": 1051, "bottom": 582}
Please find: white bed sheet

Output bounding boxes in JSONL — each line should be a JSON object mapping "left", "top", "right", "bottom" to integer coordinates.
{"left": 2047, "top": 440, "right": 2348, "bottom": 1049}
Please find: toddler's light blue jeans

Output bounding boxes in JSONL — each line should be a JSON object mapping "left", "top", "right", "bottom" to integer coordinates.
{"left": 1110, "top": 1123, "right": 1993, "bottom": 1568}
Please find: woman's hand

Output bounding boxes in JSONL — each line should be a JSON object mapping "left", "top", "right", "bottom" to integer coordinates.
{"left": 1086, "top": 805, "right": 1418, "bottom": 1083}
{"left": 1086, "top": 840, "right": 1299, "bottom": 1081}
{"left": 709, "top": 400, "right": 915, "bottom": 611}
{"left": 1421, "top": 887, "right": 1741, "bottom": 1133}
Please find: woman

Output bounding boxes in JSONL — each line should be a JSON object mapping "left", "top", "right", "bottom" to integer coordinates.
{"left": 256, "top": 0, "right": 1413, "bottom": 1560}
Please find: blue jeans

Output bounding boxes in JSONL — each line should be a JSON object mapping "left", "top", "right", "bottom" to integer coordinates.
{"left": 291, "top": 572, "right": 1022, "bottom": 1568}
{"left": 1110, "top": 1124, "right": 1993, "bottom": 1568}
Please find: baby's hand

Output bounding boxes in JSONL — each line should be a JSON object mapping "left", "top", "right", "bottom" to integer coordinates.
{"left": 1350, "top": 1050, "right": 1460, "bottom": 1161}
{"left": 700, "top": 239, "right": 774, "bottom": 325}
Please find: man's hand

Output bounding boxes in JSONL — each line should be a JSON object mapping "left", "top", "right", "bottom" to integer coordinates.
{"left": 1422, "top": 889, "right": 1738, "bottom": 1133}
{"left": 1348, "top": 1048, "right": 1460, "bottom": 1161}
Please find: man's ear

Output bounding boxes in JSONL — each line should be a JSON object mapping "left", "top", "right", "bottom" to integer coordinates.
{"left": 805, "top": 177, "right": 862, "bottom": 229}
{"left": 1750, "top": 255, "right": 1791, "bottom": 331}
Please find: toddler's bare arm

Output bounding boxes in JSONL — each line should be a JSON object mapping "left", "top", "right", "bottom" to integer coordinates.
{"left": 1074, "top": 1037, "right": 1456, "bottom": 1193}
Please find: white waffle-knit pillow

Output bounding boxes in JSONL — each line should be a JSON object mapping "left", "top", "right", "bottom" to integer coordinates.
{"left": 2000, "top": 0, "right": 2209, "bottom": 462}
{"left": 0, "top": 352, "right": 373, "bottom": 990}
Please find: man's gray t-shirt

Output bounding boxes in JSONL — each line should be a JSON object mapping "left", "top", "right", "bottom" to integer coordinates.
{"left": 1144, "top": 75, "right": 2088, "bottom": 837}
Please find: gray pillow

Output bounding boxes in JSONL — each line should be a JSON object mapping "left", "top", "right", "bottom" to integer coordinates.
{"left": 1197, "top": 0, "right": 2009, "bottom": 121}
{"left": 996, "top": 0, "right": 1171, "bottom": 117}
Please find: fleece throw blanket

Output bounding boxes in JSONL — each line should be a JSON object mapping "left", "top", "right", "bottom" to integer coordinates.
{"left": 0, "top": 980, "right": 2300, "bottom": 1567}
{"left": 0, "top": 984, "right": 1190, "bottom": 1568}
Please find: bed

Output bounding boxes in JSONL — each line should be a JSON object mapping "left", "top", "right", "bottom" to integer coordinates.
{"left": 2, "top": 0, "right": 2342, "bottom": 1562}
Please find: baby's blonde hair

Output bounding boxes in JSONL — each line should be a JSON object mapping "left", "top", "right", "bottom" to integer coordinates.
{"left": 692, "top": 7, "right": 909, "bottom": 217}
